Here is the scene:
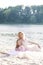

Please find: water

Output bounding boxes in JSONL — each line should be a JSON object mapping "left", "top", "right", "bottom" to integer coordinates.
{"left": 0, "top": 25, "right": 43, "bottom": 46}
{"left": 0, "top": 25, "right": 43, "bottom": 65}
{"left": 0, "top": 24, "right": 43, "bottom": 50}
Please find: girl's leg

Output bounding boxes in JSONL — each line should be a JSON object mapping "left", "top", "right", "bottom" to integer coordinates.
{"left": 0, "top": 52, "right": 10, "bottom": 56}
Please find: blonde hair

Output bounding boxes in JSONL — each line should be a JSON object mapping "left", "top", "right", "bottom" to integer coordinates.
{"left": 18, "top": 32, "right": 25, "bottom": 39}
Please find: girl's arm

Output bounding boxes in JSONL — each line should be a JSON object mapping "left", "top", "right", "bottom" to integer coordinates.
{"left": 28, "top": 41, "right": 41, "bottom": 48}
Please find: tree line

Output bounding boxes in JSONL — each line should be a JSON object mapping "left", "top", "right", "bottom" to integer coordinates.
{"left": 0, "top": 5, "right": 43, "bottom": 24}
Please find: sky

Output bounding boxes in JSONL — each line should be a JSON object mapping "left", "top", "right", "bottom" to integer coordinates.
{"left": 0, "top": 0, "right": 43, "bottom": 8}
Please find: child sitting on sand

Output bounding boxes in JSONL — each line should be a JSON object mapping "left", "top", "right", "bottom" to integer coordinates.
{"left": 15, "top": 32, "right": 41, "bottom": 51}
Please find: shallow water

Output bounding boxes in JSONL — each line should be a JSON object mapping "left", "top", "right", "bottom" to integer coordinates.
{"left": 0, "top": 24, "right": 43, "bottom": 65}
{"left": 0, "top": 25, "right": 43, "bottom": 45}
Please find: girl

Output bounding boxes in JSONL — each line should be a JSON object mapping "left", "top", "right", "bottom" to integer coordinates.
{"left": 15, "top": 32, "right": 41, "bottom": 51}
{"left": 15, "top": 32, "right": 26, "bottom": 51}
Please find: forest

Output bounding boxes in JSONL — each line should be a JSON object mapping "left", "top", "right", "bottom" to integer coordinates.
{"left": 0, "top": 5, "right": 43, "bottom": 24}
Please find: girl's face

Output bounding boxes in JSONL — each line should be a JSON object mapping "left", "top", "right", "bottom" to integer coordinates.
{"left": 18, "top": 32, "right": 23, "bottom": 39}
